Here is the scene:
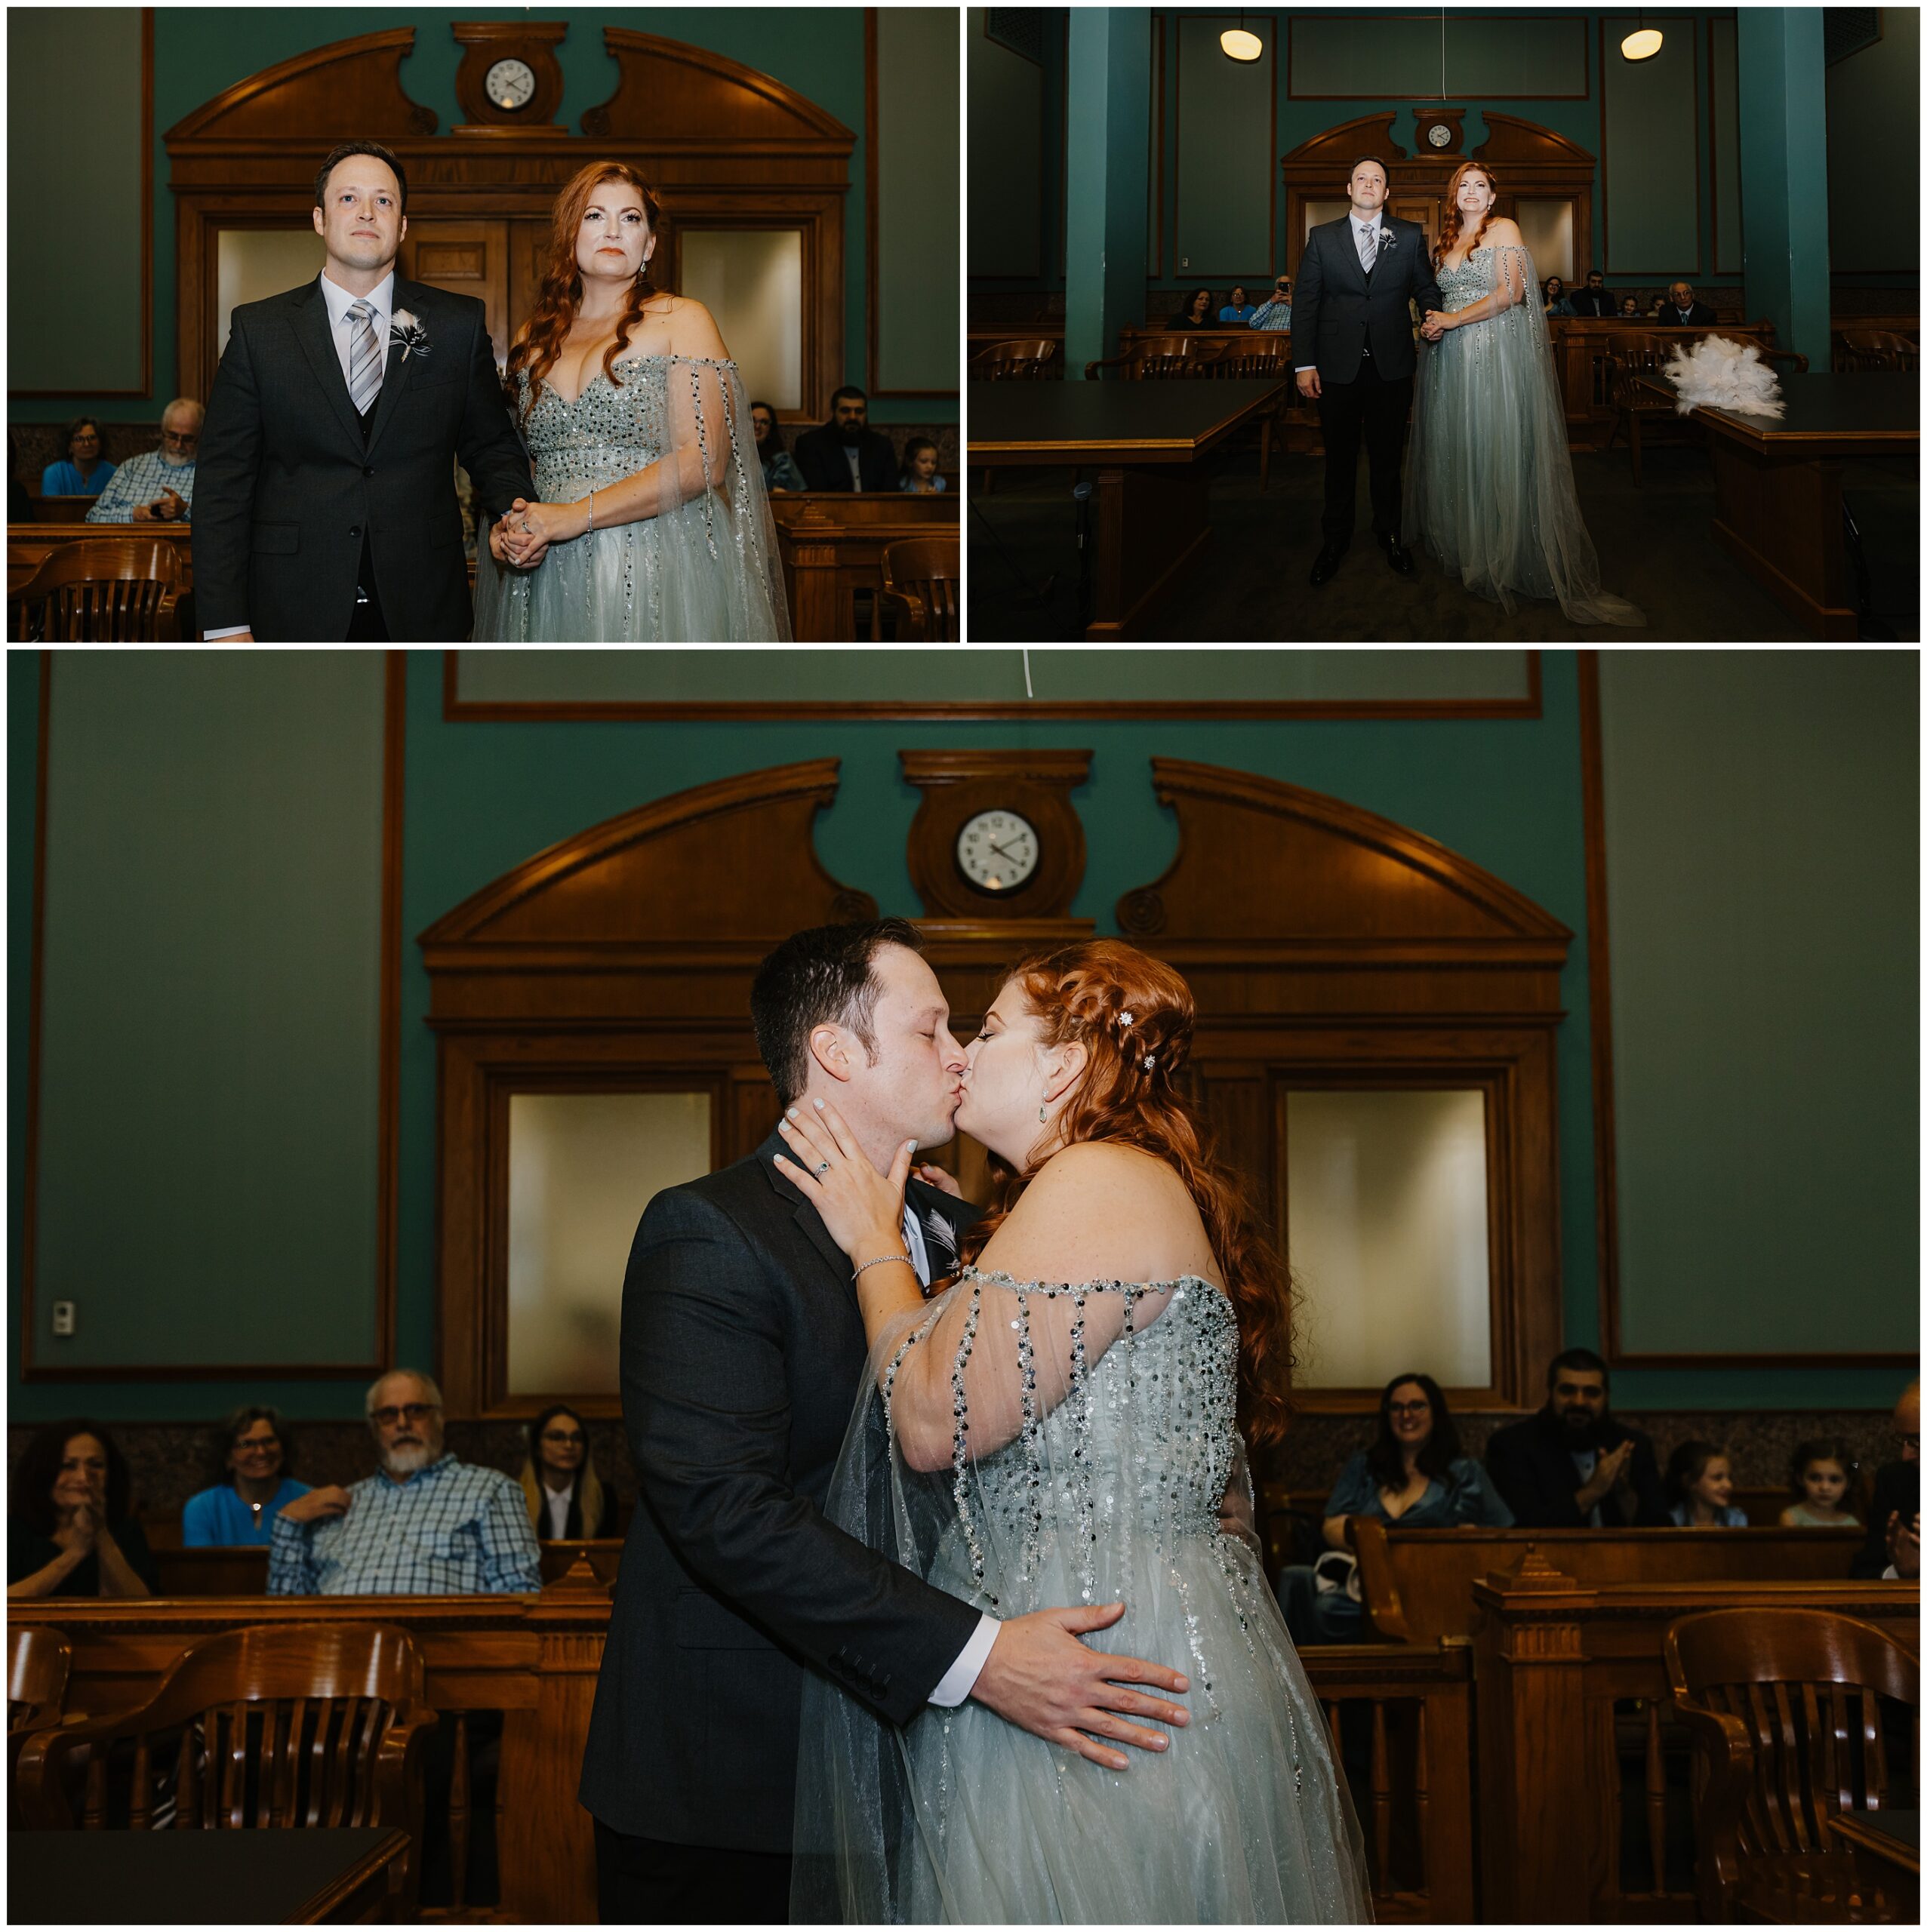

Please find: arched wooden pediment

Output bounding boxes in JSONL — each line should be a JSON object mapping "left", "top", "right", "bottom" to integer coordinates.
{"left": 1473, "top": 113, "right": 1596, "bottom": 171}
{"left": 1281, "top": 112, "right": 1408, "bottom": 169}
{"left": 419, "top": 759, "right": 876, "bottom": 1019}
{"left": 582, "top": 30, "right": 854, "bottom": 152}
{"left": 163, "top": 29, "right": 437, "bottom": 144}
{"left": 1117, "top": 759, "right": 1571, "bottom": 1010}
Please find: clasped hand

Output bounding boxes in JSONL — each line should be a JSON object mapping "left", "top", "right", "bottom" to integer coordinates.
{"left": 1421, "top": 311, "right": 1451, "bottom": 341}
{"left": 491, "top": 497, "right": 580, "bottom": 571}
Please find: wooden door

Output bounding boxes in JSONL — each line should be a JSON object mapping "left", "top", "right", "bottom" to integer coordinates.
{"left": 1390, "top": 195, "right": 1440, "bottom": 257}
{"left": 399, "top": 221, "right": 511, "bottom": 371}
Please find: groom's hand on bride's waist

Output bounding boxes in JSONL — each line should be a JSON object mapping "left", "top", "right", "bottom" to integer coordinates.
{"left": 970, "top": 1601, "right": 1191, "bottom": 1774}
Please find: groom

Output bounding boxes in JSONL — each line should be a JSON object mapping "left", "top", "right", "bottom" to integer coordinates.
{"left": 1291, "top": 155, "right": 1444, "bottom": 586}
{"left": 194, "top": 142, "right": 532, "bottom": 641}
{"left": 580, "top": 919, "right": 1192, "bottom": 1922}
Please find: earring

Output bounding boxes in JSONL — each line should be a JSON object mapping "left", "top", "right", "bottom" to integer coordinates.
{"left": 1038, "top": 1103, "right": 1046, "bottom": 1122}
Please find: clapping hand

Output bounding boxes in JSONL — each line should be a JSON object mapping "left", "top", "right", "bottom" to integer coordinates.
{"left": 1886, "top": 1509, "right": 1920, "bottom": 1580}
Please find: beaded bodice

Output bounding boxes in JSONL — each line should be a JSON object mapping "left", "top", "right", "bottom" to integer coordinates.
{"left": 1435, "top": 246, "right": 1494, "bottom": 309}
{"left": 515, "top": 354, "right": 738, "bottom": 496}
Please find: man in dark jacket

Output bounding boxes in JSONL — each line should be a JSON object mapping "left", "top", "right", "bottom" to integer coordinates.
{"left": 1656, "top": 281, "right": 1718, "bottom": 327}
{"left": 1484, "top": 1347, "right": 1670, "bottom": 1529}
{"left": 1566, "top": 269, "right": 1615, "bottom": 317}
{"left": 1852, "top": 1380, "right": 1919, "bottom": 1578}
{"left": 792, "top": 385, "right": 901, "bottom": 492}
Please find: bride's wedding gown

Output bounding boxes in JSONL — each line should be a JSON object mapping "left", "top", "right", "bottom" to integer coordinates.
{"left": 1404, "top": 243, "right": 1644, "bottom": 626}
{"left": 472, "top": 352, "right": 790, "bottom": 641}
{"left": 793, "top": 1265, "right": 1371, "bottom": 1924}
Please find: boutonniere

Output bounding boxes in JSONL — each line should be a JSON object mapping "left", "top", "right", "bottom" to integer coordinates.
{"left": 389, "top": 310, "right": 431, "bottom": 363}
{"left": 1377, "top": 226, "right": 1398, "bottom": 252}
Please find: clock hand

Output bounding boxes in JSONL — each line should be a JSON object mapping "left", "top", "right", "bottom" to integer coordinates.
{"left": 988, "top": 838, "right": 1025, "bottom": 863}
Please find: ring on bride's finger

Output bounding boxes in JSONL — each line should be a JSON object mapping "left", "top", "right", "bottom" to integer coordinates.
{"left": 812, "top": 1159, "right": 832, "bottom": 1178}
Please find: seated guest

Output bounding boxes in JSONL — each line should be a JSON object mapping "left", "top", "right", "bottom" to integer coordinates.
{"left": 1618, "top": 295, "right": 1645, "bottom": 321}
{"left": 792, "top": 386, "right": 900, "bottom": 493}
{"left": 1276, "top": 1372, "right": 1511, "bottom": 1645}
{"left": 1567, "top": 269, "right": 1615, "bottom": 317}
{"left": 182, "top": 1404, "right": 310, "bottom": 1546}
{"left": 1657, "top": 281, "right": 1716, "bottom": 326}
{"left": 1666, "top": 1441, "right": 1747, "bottom": 1526}
{"left": 1248, "top": 275, "right": 1293, "bottom": 331}
{"left": 85, "top": 398, "right": 203, "bottom": 523}
{"left": 1852, "top": 1379, "right": 1919, "bottom": 1579}
{"left": 749, "top": 399, "right": 806, "bottom": 495}
{"left": 1219, "top": 285, "right": 1257, "bottom": 325}
{"left": 1175, "top": 286, "right": 1215, "bottom": 330}
{"left": 1484, "top": 1347, "right": 1669, "bottom": 1527}
{"left": 42, "top": 416, "right": 115, "bottom": 498}
{"left": 8, "top": 1419, "right": 156, "bottom": 1598}
{"left": 268, "top": 1370, "right": 540, "bottom": 1595}
{"left": 519, "top": 1403, "right": 618, "bottom": 1541}
{"left": 898, "top": 436, "right": 947, "bottom": 494}
{"left": 1779, "top": 1437, "right": 1862, "bottom": 1529}
{"left": 1542, "top": 275, "right": 1575, "bottom": 317}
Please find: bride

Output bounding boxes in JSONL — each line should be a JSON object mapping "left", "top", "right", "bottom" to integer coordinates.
{"left": 1405, "top": 162, "right": 1644, "bottom": 626}
{"left": 775, "top": 940, "right": 1371, "bottom": 1923}
{"left": 473, "top": 162, "right": 790, "bottom": 641}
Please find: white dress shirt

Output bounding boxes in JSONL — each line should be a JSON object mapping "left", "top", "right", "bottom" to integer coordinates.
{"left": 899, "top": 1199, "right": 999, "bottom": 1706}
{"left": 542, "top": 1481, "right": 572, "bottom": 1541}
{"left": 1295, "top": 211, "right": 1387, "bottom": 377}
{"left": 205, "top": 270, "right": 396, "bottom": 641}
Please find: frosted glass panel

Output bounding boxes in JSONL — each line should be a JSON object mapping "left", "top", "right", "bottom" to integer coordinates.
{"left": 1514, "top": 200, "right": 1575, "bottom": 283}
{"left": 1286, "top": 1090, "right": 1491, "bottom": 1389}
{"left": 508, "top": 1092, "right": 711, "bottom": 1395}
{"left": 218, "top": 230, "right": 326, "bottom": 355}
{"left": 679, "top": 229, "right": 803, "bottom": 410}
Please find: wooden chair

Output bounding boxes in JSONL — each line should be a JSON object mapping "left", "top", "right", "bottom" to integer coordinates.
{"left": 1836, "top": 331, "right": 1919, "bottom": 374}
{"left": 1210, "top": 334, "right": 1296, "bottom": 491}
{"left": 971, "top": 337, "right": 1060, "bottom": 381}
{"left": 1601, "top": 331, "right": 1707, "bottom": 486}
{"left": 878, "top": 535, "right": 960, "bottom": 641}
{"left": 16, "top": 1622, "right": 436, "bottom": 1914}
{"left": 1083, "top": 335, "right": 1224, "bottom": 381}
{"left": 11, "top": 534, "right": 184, "bottom": 641}
{"left": 1664, "top": 1606, "right": 1920, "bottom": 1924}
{"left": 9, "top": 1626, "right": 73, "bottom": 1828}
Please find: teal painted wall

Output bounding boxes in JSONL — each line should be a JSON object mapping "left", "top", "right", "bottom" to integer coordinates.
{"left": 11, "top": 7, "right": 951, "bottom": 426}
{"left": 10, "top": 650, "right": 1914, "bottom": 1421}
{"left": 1827, "top": 5, "right": 1919, "bottom": 277}
{"left": 967, "top": 7, "right": 1067, "bottom": 291}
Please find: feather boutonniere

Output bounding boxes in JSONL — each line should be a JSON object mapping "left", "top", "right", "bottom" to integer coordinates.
{"left": 389, "top": 310, "right": 431, "bottom": 363}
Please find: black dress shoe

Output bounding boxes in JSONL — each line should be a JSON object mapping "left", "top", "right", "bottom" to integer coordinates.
{"left": 1381, "top": 537, "right": 1416, "bottom": 577}
{"left": 1309, "top": 543, "right": 1348, "bottom": 586}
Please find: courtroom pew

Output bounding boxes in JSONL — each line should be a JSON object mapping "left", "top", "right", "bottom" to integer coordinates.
{"left": 1349, "top": 1519, "right": 1863, "bottom": 1646}
{"left": 8, "top": 1567, "right": 1479, "bottom": 1923}
{"left": 768, "top": 490, "right": 959, "bottom": 641}
{"left": 144, "top": 1537, "right": 624, "bottom": 1596}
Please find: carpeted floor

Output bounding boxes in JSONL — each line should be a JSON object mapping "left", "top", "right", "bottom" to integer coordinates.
{"left": 966, "top": 438, "right": 1919, "bottom": 644}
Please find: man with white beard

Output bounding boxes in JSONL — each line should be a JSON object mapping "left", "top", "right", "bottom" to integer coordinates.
{"left": 268, "top": 1369, "right": 540, "bottom": 1594}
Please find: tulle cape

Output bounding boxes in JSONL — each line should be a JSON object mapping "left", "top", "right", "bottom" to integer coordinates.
{"left": 1405, "top": 243, "right": 1645, "bottom": 626}
{"left": 473, "top": 352, "right": 790, "bottom": 641}
{"left": 791, "top": 1265, "right": 1372, "bottom": 1924}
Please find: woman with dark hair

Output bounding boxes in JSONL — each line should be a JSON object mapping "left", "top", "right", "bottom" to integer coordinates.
{"left": 779, "top": 939, "right": 1370, "bottom": 1921}
{"left": 41, "top": 417, "right": 115, "bottom": 498}
{"left": 8, "top": 1419, "right": 155, "bottom": 1598}
{"left": 1277, "top": 1373, "right": 1511, "bottom": 1647}
{"left": 519, "top": 1404, "right": 617, "bottom": 1541}
{"left": 1541, "top": 275, "right": 1575, "bottom": 317}
{"left": 1177, "top": 285, "right": 1216, "bottom": 328}
{"left": 181, "top": 1406, "right": 309, "bottom": 1546}
{"left": 748, "top": 399, "right": 805, "bottom": 495}
{"left": 474, "top": 160, "right": 789, "bottom": 640}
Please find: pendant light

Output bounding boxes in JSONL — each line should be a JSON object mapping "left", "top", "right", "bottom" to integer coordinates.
{"left": 1221, "top": 12, "right": 1263, "bottom": 63}
{"left": 1620, "top": 11, "right": 1664, "bottom": 61}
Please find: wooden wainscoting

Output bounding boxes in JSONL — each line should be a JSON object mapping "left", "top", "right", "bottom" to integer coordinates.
{"left": 768, "top": 490, "right": 959, "bottom": 641}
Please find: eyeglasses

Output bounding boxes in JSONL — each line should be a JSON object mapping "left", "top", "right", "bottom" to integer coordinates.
{"left": 160, "top": 430, "right": 199, "bottom": 447}
{"left": 371, "top": 1402, "right": 439, "bottom": 1427}
{"left": 541, "top": 1430, "right": 586, "bottom": 1446}
{"left": 1903, "top": 1435, "right": 1921, "bottom": 1453}
{"left": 1387, "top": 1401, "right": 1431, "bottom": 1417}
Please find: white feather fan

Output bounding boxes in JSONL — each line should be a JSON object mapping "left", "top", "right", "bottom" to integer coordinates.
{"left": 1662, "top": 335, "right": 1786, "bottom": 417}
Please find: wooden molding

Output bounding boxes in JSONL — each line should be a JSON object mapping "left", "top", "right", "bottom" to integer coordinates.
{"left": 580, "top": 29, "right": 856, "bottom": 146}
{"left": 164, "top": 27, "right": 438, "bottom": 144}
{"left": 900, "top": 748, "right": 1091, "bottom": 921}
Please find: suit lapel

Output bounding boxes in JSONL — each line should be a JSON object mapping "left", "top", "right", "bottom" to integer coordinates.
{"left": 293, "top": 278, "right": 368, "bottom": 451}
{"left": 363, "top": 279, "right": 424, "bottom": 460}
{"left": 756, "top": 1128, "right": 857, "bottom": 1291}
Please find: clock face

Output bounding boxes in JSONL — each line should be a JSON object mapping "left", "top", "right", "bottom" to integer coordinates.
{"left": 485, "top": 57, "right": 537, "bottom": 110}
{"left": 956, "top": 809, "right": 1040, "bottom": 896}
{"left": 1427, "top": 122, "right": 1453, "bottom": 148}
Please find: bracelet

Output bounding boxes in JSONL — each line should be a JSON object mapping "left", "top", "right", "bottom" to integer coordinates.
{"left": 852, "top": 1253, "right": 911, "bottom": 1282}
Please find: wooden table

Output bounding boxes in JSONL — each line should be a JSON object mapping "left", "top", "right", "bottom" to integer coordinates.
{"left": 1827, "top": 1807, "right": 1919, "bottom": 1920}
{"left": 967, "top": 378, "right": 1287, "bottom": 639}
{"left": 8, "top": 1825, "right": 409, "bottom": 1923}
{"left": 1633, "top": 371, "right": 1919, "bottom": 638}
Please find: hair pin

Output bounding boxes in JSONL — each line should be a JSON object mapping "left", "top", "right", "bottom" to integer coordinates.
{"left": 1119, "top": 1010, "right": 1135, "bottom": 1028}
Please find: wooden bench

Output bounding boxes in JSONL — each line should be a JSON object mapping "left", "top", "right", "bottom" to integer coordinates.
{"left": 1350, "top": 1519, "right": 1864, "bottom": 1646}
{"left": 768, "top": 490, "right": 959, "bottom": 641}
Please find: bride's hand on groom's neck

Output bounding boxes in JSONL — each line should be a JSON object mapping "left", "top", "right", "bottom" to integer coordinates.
{"left": 774, "top": 1096, "right": 913, "bottom": 1263}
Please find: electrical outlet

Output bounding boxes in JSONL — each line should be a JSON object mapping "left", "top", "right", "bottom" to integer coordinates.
{"left": 51, "top": 1300, "right": 76, "bottom": 1337}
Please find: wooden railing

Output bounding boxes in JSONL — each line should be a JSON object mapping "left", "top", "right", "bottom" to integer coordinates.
{"left": 768, "top": 490, "right": 959, "bottom": 641}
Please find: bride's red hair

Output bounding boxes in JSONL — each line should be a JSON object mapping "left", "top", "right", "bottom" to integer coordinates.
{"left": 957, "top": 940, "right": 1294, "bottom": 1448}
{"left": 505, "top": 161, "right": 665, "bottom": 424}
{"left": 1432, "top": 162, "right": 1499, "bottom": 269}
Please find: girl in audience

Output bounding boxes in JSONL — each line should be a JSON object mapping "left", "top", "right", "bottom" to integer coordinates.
{"left": 1276, "top": 1371, "right": 1511, "bottom": 1644}
{"left": 181, "top": 1404, "right": 309, "bottom": 1546}
{"left": 519, "top": 1403, "right": 618, "bottom": 1540}
{"left": 1666, "top": 1440, "right": 1747, "bottom": 1526}
{"left": 897, "top": 437, "right": 947, "bottom": 494}
{"left": 1618, "top": 294, "right": 1644, "bottom": 320}
{"left": 41, "top": 417, "right": 115, "bottom": 498}
{"left": 749, "top": 399, "right": 806, "bottom": 494}
{"left": 1780, "top": 1437, "right": 1863, "bottom": 1528}
{"left": 1177, "top": 286, "right": 1216, "bottom": 329}
{"left": 8, "top": 1419, "right": 155, "bottom": 1597}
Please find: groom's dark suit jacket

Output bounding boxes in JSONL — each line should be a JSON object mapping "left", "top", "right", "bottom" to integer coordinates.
{"left": 578, "top": 1128, "right": 984, "bottom": 1854}
{"left": 193, "top": 275, "right": 531, "bottom": 640}
{"left": 1291, "top": 215, "right": 1445, "bottom": 386}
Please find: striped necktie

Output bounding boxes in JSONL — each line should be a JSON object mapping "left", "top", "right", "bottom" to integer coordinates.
{"left": 1358, "top": 223, "right": 1378, "bottom": 275}
{"left": 346, "top": 299, "right": 383, "bottom": 414}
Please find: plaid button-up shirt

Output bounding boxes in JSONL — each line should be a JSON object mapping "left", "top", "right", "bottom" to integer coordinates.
{"left": 84, "top": 451, "right": 198, "bottom": 522}
{"left": 267, "top": 1453, "right": 541, "bottom": 1595}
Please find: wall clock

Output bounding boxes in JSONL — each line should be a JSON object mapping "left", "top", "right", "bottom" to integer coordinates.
{"left": 453, "top": 21, "right": 566, "bottom": 133}
{"left": 1416, "top": 111, "right": 1465, "bottom": 155}
{"left": 956, "top": 808, "right": 1041, "bottom": 897}
{"left": 902, "top": 750, "right": 1093, "bottom": 928}
{"left": 485, "top": 58, "right": 537, "bottom": 112}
